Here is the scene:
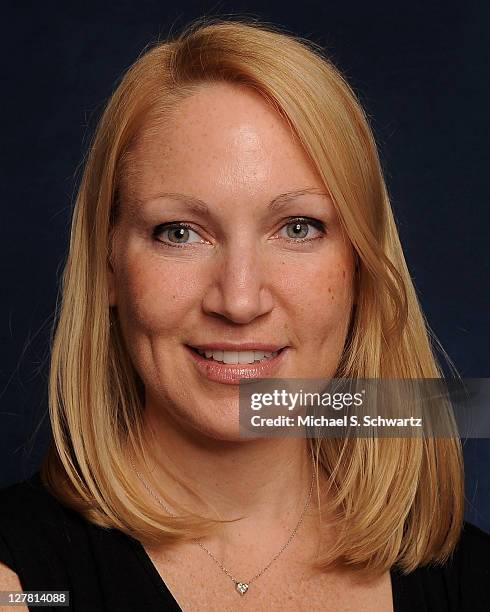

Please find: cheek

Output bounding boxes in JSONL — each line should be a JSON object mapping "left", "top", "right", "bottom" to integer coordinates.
{"left": 281, "top": 254, "right": 354, "bottom": 339}
{"left": 115, "top": 253, "right": 200, "bottom": 333}
{"left": 291, "top": 259, "right": 353, "bottom": 360}
{"left": 276, "top": 252, "right": 354, "bottom": 380}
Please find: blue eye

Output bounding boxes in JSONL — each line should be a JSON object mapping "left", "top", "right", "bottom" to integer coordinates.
{"left": 152, "top": 217, "right": 327, "bottom": 248}
{"left": 280, "top": 217, "right": 326, "bottom": 241}
{"left": 153, "top": 223, "right": 203, "bottom": 245}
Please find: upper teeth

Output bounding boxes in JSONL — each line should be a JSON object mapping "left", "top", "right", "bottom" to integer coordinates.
{"left": 196, "top": 349, "right": 279, "bottom": 364}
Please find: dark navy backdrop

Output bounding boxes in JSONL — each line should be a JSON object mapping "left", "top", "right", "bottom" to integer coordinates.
{"left": 1, "top": 1, "right": 489, "bottom": 530}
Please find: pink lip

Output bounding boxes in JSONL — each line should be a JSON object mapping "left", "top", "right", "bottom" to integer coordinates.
{"left": 189, "top": 342, "right": 286, "bottom": 352}
{"left": 185, "top": 345, "right": 288, "bottom": 385}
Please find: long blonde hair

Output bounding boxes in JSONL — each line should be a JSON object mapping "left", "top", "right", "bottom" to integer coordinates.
{"left": 41, "top": 16, "right": 463, "bottom": 576}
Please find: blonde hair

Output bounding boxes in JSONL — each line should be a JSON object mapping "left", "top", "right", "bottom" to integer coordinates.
{"left": 41, "top": 16, "right": 464, "bottom": 577}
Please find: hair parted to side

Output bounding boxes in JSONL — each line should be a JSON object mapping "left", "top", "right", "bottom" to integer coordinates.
{"left": 41, "top": 16, "right": 464, "bottom": 577}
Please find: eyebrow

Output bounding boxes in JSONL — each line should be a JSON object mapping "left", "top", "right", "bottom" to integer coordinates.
{"left": 138, "top": 187, "right": 331, "bottom": 215}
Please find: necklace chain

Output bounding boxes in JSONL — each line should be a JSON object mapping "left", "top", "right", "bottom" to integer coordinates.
{"left": 130, "top": 453, "right": 316, "bottom": 595}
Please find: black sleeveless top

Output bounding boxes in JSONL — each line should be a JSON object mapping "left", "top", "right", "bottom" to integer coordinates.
{"left": 0, "top": 472, "right": 489, "bottom": 611}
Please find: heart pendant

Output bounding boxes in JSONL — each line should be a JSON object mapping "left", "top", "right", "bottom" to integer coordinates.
{"left": 235, "top": 582, "right": 249, "bottom": 595}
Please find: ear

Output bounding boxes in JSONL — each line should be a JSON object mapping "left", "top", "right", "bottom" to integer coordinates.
{"left": 107, "top": 227, "right": 119, "bottom": 306}
{"left": 107, "top": 257, "right": 118, "bottom": 307}
{"left": 352, "top": 254, "right": 360, "bottom": 306}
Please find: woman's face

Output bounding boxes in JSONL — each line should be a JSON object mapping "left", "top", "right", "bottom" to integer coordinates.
{"left": 110, "top": 82, "right": 356, "bottom": 441}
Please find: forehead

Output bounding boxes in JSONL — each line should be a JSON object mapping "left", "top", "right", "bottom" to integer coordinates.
{"left": 119, "top": 82, "right": 326, "bottom": 205}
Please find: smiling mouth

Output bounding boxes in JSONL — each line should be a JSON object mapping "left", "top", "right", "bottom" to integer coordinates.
{"left": 188, "top": 346, "right": 284, "bottom": 364}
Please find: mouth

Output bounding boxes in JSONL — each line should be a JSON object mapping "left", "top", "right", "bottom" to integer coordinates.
{"left": 185, "top": 344, "right": 289, "bottom": 384}
{"left": 188, "top": 346, "right": 283, "bottom": 364}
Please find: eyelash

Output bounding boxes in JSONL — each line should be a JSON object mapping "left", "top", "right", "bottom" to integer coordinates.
{"left": 152, "top": 217, "right": 327, "bottom": 248}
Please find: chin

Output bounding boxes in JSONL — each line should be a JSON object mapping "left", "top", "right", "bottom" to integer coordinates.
{"left": 175, "top": 403, "right": 261, "bottom": 444}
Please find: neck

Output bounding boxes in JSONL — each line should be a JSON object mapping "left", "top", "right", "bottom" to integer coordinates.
{"left": 133, "top": 396, "right": 317, "bottom": 529}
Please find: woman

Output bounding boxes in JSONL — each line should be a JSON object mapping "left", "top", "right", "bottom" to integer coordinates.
{"left": 0, "top": 17, "right": 489, "bottom": 612}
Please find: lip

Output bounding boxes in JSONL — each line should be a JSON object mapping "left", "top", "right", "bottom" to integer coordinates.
{"left": 188, "top": 342, "right": 286, "bottom": 352}
{"left": 185, "top": 344, "right": 289, "bottom": 385}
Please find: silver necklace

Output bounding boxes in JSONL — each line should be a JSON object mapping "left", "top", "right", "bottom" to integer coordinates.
{"left": 130, "top": 454, "right": 315, "bottom": 596}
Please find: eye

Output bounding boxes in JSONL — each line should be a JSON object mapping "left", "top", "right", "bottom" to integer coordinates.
{"left": 278, "top": 217, "right": 326, "bottom": 241}
{"left": 152, "top": 223, "right": 204, "bottom": 246}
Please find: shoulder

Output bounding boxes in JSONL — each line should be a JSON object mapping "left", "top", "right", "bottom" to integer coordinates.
{"left": 0, "top": 471, "right": 58, "bottom": 513}
{"left": 454, "top": 521, "right": 490, "bottom": 558}
{"left": 0, "top": 471, "right": 95, "bottom": 584}
{"left": 450, "top": 521, "right": 490, "bottom": 587}
{"left": 0, "top": 473, "right": 179, "bottom": 610}
{"left": 440, "top": 521, "right": 490, "bottom": 588}
{"left": 438, "top": 521, "right": 490, "bottom": 609}
{"left": 392, "top": 521, "right": 490, "bottom": 612}
{"left": 0, "top": 471, "right": 70, "bottom": 543}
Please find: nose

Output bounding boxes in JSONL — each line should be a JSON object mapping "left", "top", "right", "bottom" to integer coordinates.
{"left": 201, "top": 242, "right": 274, "bottom": 324}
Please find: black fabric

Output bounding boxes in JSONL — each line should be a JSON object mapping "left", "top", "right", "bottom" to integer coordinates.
{"left": 0, "top": 472, "right": 489, "bottom": 611}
